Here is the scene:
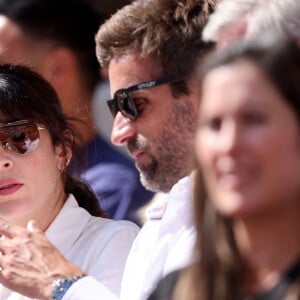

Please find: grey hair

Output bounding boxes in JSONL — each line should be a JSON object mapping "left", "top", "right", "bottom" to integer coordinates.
{"left": 247, "top": 0, "right": 300, "bottom": 39}
{"left": 202, "top": 0, "right": 256, "bottom": 42}
{"left": 203, "top": 0, "right": 300, "bottom": 43}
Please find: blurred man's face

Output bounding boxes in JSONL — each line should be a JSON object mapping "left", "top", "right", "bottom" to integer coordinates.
{"left": 217, "top": 19, "right": 247, "bottom": 49}
{"left": 0, "top": 15, "right": 50, "bottom": 71}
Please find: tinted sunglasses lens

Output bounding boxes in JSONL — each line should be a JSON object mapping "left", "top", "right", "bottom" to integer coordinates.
{"left": 0, "top": 122, "right": 40, "bottom": 154}
{"left": 117, "top": 92, "right": 138, "bottom": 121}
{"left": 107, "top": 99, "right": 119, "bottom": 118}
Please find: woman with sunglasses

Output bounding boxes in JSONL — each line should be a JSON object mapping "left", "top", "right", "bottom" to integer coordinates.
{"left": 0, "top": 64, "right": 138, "bottom": 299}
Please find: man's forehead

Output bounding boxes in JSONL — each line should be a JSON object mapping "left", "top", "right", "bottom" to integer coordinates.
{"left": 109, "top": 53, "right": 163, "bottom": 83}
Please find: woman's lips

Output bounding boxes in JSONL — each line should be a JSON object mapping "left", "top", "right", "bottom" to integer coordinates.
{"left": 217, "top": 169, "right": 253, "bottom": 190}
{"left": 0, "top": 180, "right": 23, "bottom": 196}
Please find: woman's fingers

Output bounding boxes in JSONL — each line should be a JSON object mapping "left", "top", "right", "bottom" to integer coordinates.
{"left": 0, "top": 219, "right": 85, "bottom": 299}
{"left": 0, "top": 218, "right": 26, "bottom": 239}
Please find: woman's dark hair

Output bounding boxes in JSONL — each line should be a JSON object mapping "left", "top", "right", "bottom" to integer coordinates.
{"left": 0, "top": 63, "right": 107, "bottom": 218}
{"left": 174, "top": 36, "right": 300, "bottom": 300}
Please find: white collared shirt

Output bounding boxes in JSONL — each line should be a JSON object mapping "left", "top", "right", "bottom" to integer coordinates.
{"left": 64, "top": 176, "right": 196, "bottom": 300}
{"left": 0, "top": 194, "right": 139, "bottom": 300}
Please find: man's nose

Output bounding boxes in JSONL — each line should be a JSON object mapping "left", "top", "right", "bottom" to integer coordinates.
{"left": 111, "top": 112, "right": 137, "bottom": 146}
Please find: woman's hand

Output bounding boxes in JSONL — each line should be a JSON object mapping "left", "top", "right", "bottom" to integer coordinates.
{"left": 0, "top": 218, "right": 85, "bottom": 299}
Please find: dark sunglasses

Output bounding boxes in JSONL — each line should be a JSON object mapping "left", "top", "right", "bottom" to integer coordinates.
{"left": 0, "top": 120, "right": 44, "bottom": 154}
{"left": 107, "top": 77, "right": 182, "bottom": 121}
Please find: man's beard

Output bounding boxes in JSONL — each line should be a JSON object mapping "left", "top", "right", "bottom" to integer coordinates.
{"left": 127, "top": 99, "right": 197, "bottom": 193}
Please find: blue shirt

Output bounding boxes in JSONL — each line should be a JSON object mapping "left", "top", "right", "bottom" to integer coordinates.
{"left": 80, "top": 134, "right": 154, "bottom": 225}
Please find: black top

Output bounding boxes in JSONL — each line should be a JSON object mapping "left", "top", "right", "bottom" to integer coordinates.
{"left": 247, "top": 259, "right": 300, "bottom": 300}
{"left": 147, "top": 269, "right": 181, "bottom": 300}
{"left": 148, "top": 259, "right": 300, "bottom": 300}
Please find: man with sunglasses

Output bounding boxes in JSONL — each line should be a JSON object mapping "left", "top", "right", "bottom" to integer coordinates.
{"left": 0, "top": 0, "right": 217, "bottom": 300}
{"left": 95, "top": 0, "right": 215, "bottom": 299}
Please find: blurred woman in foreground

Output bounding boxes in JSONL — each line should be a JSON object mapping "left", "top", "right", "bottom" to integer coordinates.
{"left": 188, "top": 36, "right": 300, "bottom": 300}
